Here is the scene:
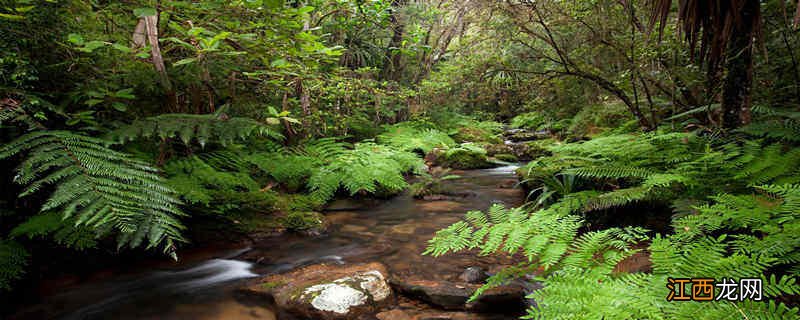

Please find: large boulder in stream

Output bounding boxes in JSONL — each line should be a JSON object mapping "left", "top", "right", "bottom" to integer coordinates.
{"left": 389, "top": 277, "right": 527, "bottom": 312}
{"left": 241, "top": 262, "right": 393, "bottom": 320}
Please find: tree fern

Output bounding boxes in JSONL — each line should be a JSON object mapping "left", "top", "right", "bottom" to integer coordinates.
{"left": 0, "top": 131, "right": 185, "bottom": 256}
{"left": 107, "top": 113, "right": 283, "bottom": 147}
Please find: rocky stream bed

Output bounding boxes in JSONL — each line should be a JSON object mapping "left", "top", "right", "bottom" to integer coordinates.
{"left": 12, "top": 165, "right": 531, "bottom": 320}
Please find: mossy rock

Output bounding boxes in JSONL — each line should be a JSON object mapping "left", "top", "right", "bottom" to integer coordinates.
{"left": 484, "top": 143, "right": 513, "bottom": 156}
{"left": 493, "top": 153, "right": 518, "bottom": 162}
{"left": 441, "top": 144, "right": 494, "bottom": 169}
{"left": 523, "top": 139, "right": 558, "bottom": 159}
{"left": 241, "top": 262, "right": 393, "bottom": 320}
{"left": 281, "top": 211, "right": 327, "bottom": 235}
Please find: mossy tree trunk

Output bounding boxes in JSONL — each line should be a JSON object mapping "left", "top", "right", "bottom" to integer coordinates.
{"left": 721, "top": 0, "right": 758, "bottom": 129}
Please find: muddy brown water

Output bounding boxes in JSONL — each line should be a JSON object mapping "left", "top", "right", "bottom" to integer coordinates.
{"left": 12, "top": 165, "right": 525, "bottom": 320}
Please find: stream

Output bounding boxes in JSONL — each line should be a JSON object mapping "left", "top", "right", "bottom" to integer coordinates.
{"left": 12, "top": 165, "right": 525, "bottom": 320}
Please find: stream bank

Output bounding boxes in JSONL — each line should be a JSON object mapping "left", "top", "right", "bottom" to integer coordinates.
{"left": 11, "top": 165, "right": 527, "bottom": 320}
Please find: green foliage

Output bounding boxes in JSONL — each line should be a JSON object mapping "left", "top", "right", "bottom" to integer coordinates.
{"left": 10, "top": 212, "right": 97, "bottom": 250}
{"left": 377, "top": 123, "right": 456, "bottom": 154}
{"left": 244, "top": 137, "right": 425, "bottom": 205}
{"left": 427, "top": 197, "right": 800, "bottom": 319}
{"left": 435, "top": 127, "right": 800, "bottom": 318}
{"left": 281, "top": 211, "right": 325, "bottom": 232}
{"left": 308, "top": 142, "right": 424, "bottom": 202}
{"left": 447, "top": 117, "right": 504, "bottom": 144}
{"left": 510, "top": 112, "right": 548, "bottom": 130}
{"left": 737, "top": 106, "right": 800, "bottom": 142}
{"left": 440, "top": 143, "right": 493, "bottom": 169}
{"left": 567, "top": 102, "right": 632, "bottom": 137}
{"left": 522, "top": 139, "right": 558, "bottom": 160}
{"left": 107, "top": 113, "right": 283, "bottom": 147}
{"left": 163, "top": 155, "right": 276, "bottom": 215}
{"left": 494, "top": 153, "right": 518, "bottom": 162}
{"left": 410, "top": 167, "right": 460, "bottom": 198}
{"left": 0, "top": 240, "right": 28, "bottom": 291}
{"left": 0, "top": 131, "right": 185, "bottom": 256}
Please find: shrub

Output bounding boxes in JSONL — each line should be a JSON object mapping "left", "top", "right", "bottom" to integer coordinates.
{"left": 567, "top": 102, "right": 632, "bottom": 137}
{"left": 510, "top": 112, "right": 548, "bottom": 130}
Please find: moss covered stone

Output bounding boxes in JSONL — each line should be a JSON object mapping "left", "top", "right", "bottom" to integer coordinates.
{"left": 282, "top": 211, "right": 326, "bottom": 233}
{"left": 441, "top": 143, "right": 493, "bottom": 169}
{"left": 493, "top": 153, "right": 519, "bottom": 162}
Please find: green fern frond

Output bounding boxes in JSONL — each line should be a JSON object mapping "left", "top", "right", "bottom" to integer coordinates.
{"left": 377, "top": 124, "right": 455, "bottom": 153}
{"left": 107, "top": 113, "right": 283, "bottom": 147}
{"left": 0, "top": 131, "right": 186, "bottom": 255}
{"left": 10, "top": 211, "right": 97, "bottom": 250}
{"left": 583, "top": 186, "right": 650, "bottom": 211}
{"left": 568, "top": 166, "right": 654, "bottom": 179}
{"left": 306, "top": 142, "right": 423, "bottom": 203}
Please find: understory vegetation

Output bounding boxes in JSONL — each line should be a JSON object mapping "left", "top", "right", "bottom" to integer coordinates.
{"left": 2, "top": 0, "right": 800, "bottom": 318}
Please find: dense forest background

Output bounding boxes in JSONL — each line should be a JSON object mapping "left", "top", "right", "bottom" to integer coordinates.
{"left": 2, "top": 0, "right": 800, "bottom": 318}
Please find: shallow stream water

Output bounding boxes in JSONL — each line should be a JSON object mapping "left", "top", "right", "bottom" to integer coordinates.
{"left": 13, "top": 165, "right": 525, "bottom": 320}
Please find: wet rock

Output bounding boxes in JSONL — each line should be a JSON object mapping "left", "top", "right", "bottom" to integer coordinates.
{"left": 390, "top": 279, "right": 471, "bottom": 310}
{"left": 376, "top": 309, "right": 413, "bottom": 320}
{"left": 411, "top": 311, "right": 507, "bottom": 320}
{"left": 484, "top": 144, "right": 513, "bottom": 157}
{"left": 248, "top": 228, "right": 287, "bottom": 243}
{"left": 497, "top": 179, "right": 518, "bottom": 189}
{"left": 326, "top": 199, "right": 376, "bottom": 211}
{"left": 389, "top": 224, "right": 417, "bottom": 235}
{"left": 492, "top": 188, "right": 525, "bottom": 198}
{"left": 241, "top": 262, "right": 393, "bottom": 320}
{"left": 424, "top": 150, "right": 445, "bottom": 167}
{"left": 505, "top": 129, "right": 550, "bottom": 142}
{"left": 458, "top": 267, "right": 487, "bottom": 284}
{"left": 341, "top": 224, "right": 370, "bottom": 233}
{"left": 415, "top": 201, "right": 462, "bottom": 212}
{"left": 420, "top": 191, "right": 475, "bottom": 201}
{"left": 390, "top": 278, "right": 526, "bottom": 312}
{"left": 326, "top": 211, "right": 359, "bottom": 225}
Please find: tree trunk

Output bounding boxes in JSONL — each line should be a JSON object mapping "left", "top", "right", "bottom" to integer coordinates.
{"left": 382, "top": 0, "right": 406, "bottom": 81}
{"left": 135, "top": 15, "right": 178, "bottom": 111}
{"left": 721, "top": 0, "right": 758, "bottom": 129}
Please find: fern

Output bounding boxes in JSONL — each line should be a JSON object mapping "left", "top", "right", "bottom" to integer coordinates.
{"left": 0, "top": 240, "right": 28, "bottom": 291}
{"left": 107, "top": 113, "right": 283, "bottom": 147}
{"left": 164, "top": 155, "right": 277, "bottom": 215}
{"left": 10, "top": 212, "right": 97, "bottom": 250}
{"left": 0, "top": 131, "right": 186, "bottom": 256}
{"left": 307, "top": 142, "right": 424, "bottom": 203}
{"left": 428, "top": 201, "right": 800, "bottom": 319}
{"left": 377, "top": 123, "right": 455, "bottom": 153}
{"left": 737, "top": 105, "right": 800, "bottom": 142}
